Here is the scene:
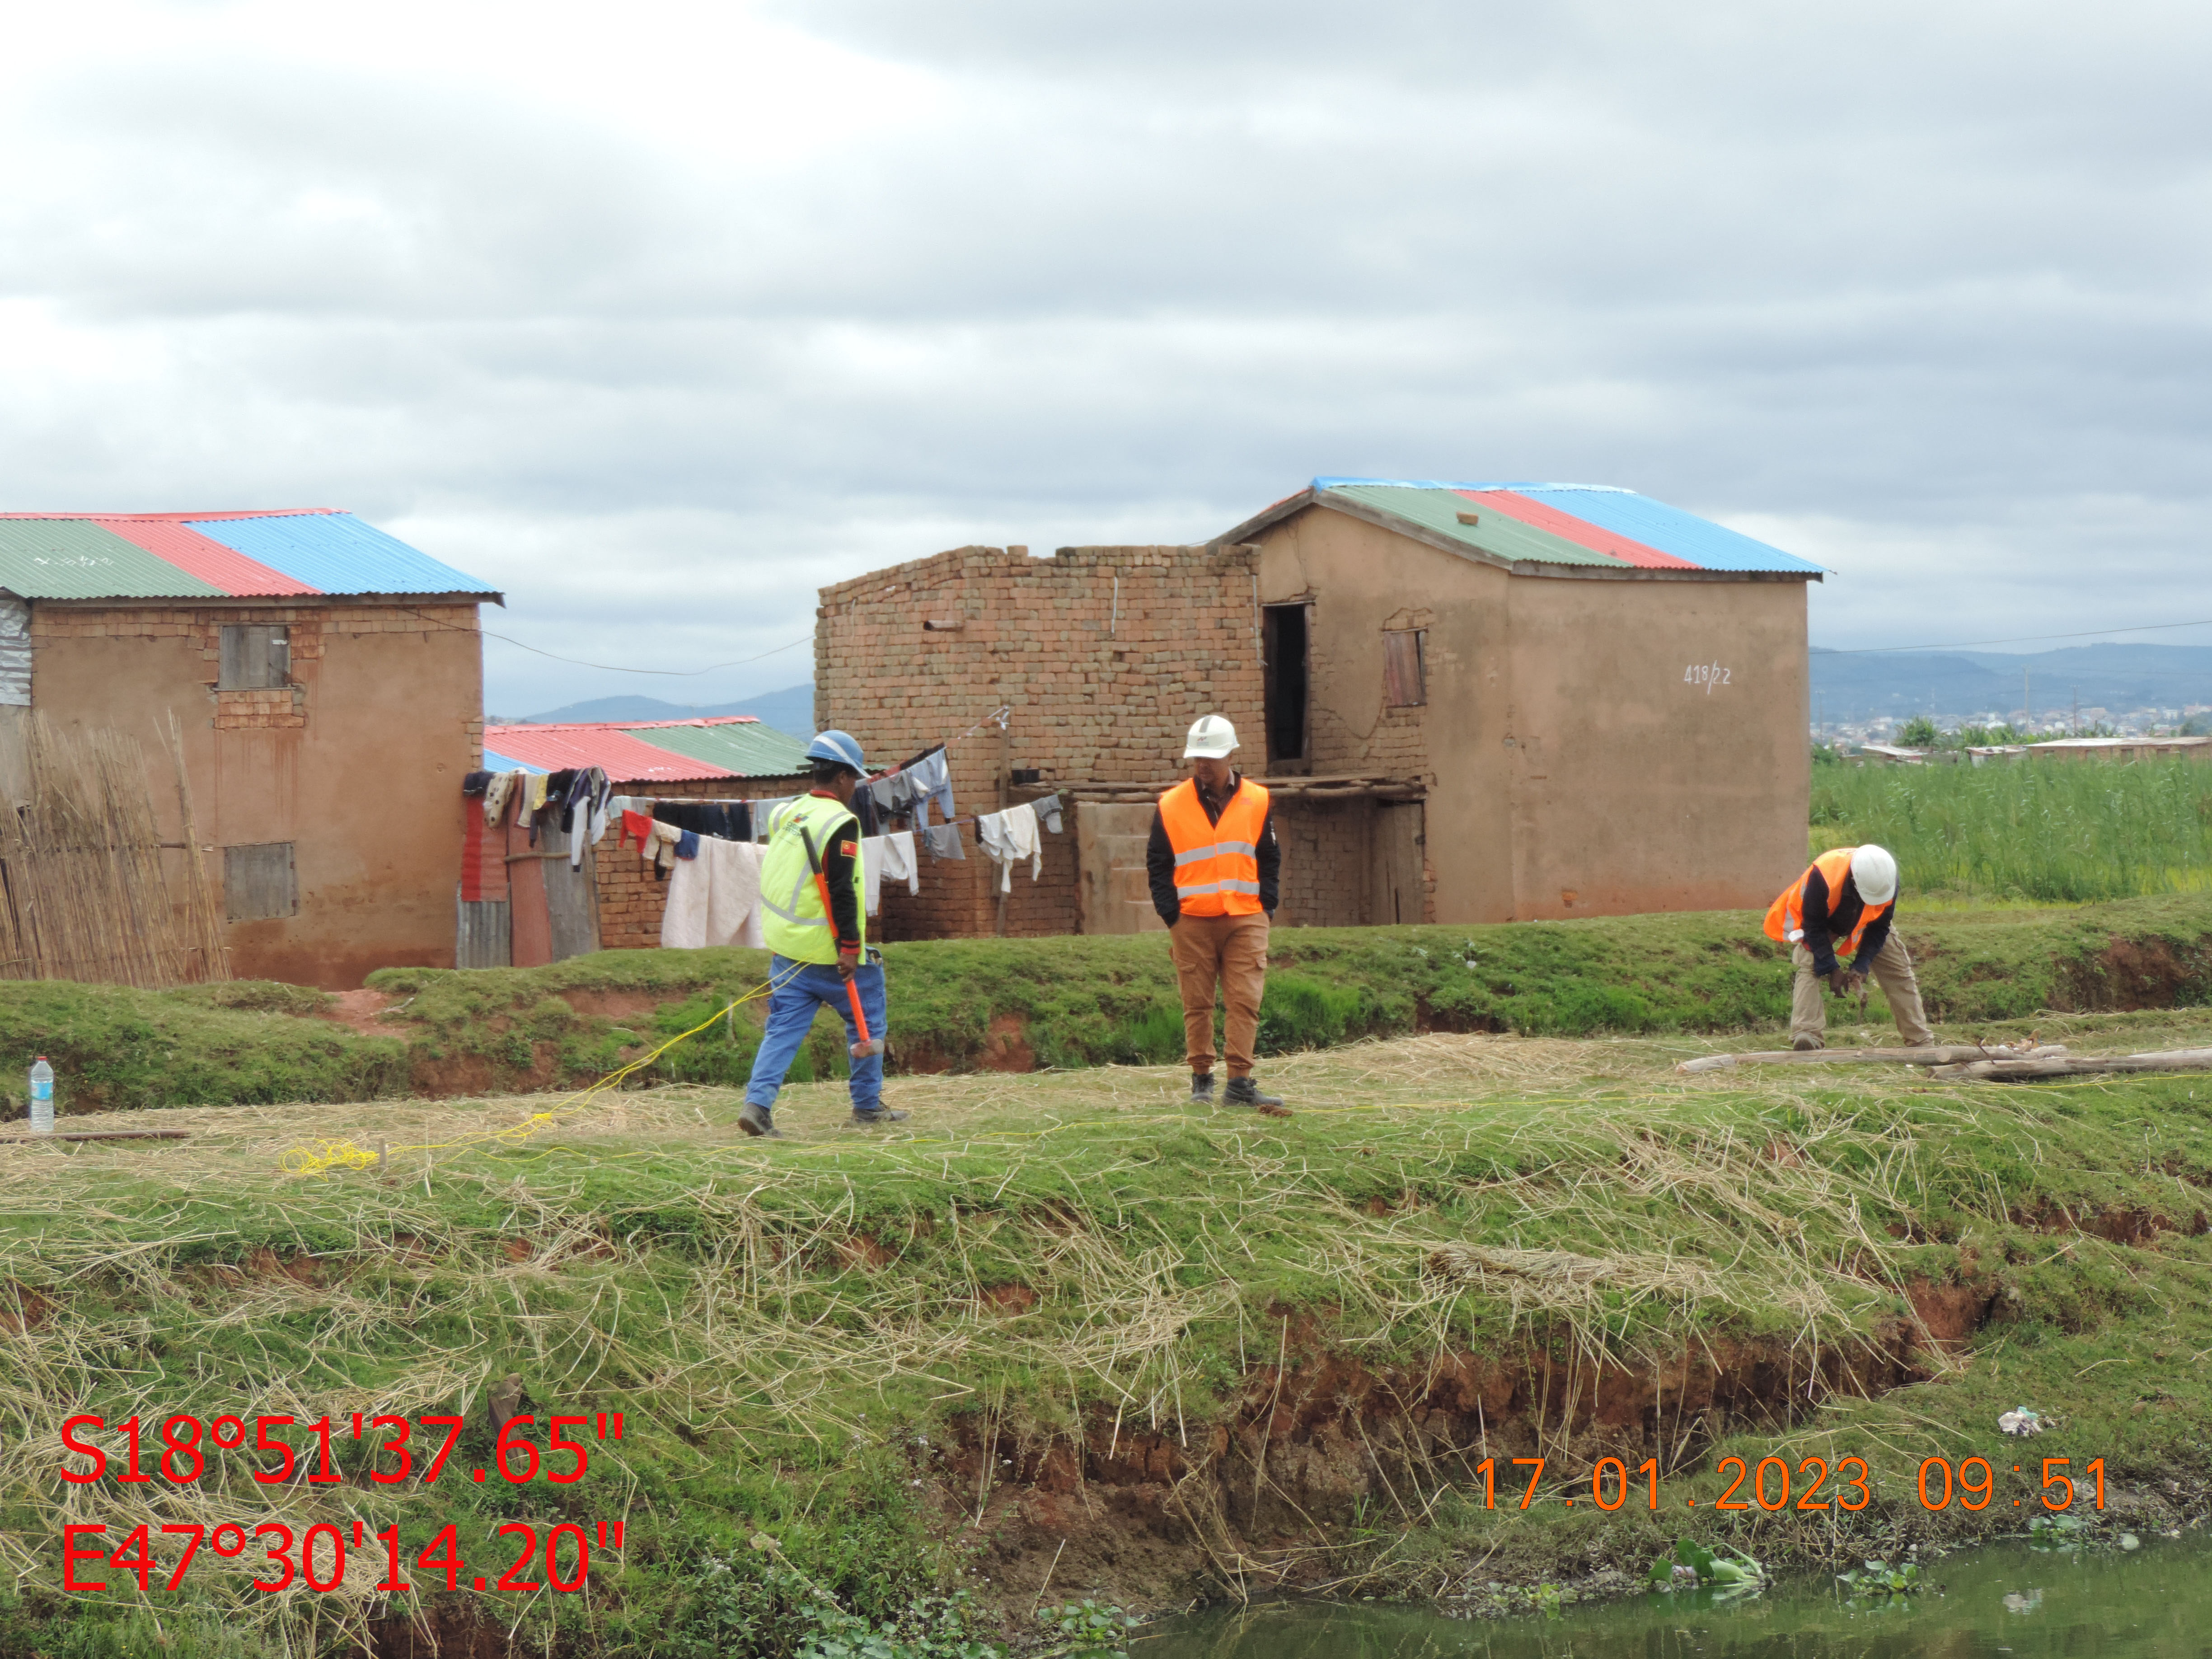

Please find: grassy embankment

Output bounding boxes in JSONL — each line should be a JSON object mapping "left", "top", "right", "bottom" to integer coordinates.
{"left": 3, "top": 1001, "right": 2211, "bottom": 1657}
{"left": 11, "top": 895, "right": 2212, "bottom": 1115}
{"left": 1812, "top": 753, "right": 2212, "bottom": 902}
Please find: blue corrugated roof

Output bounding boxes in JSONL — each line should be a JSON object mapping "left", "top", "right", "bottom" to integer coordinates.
{"left": 186, "top": 512, "right": 498, "bottom": 595}
{"left": 480, "top": 749, "right": 548, "bottom": 775}
{"left": 1507, "top": 488, "right": 1816, "bottom": 575}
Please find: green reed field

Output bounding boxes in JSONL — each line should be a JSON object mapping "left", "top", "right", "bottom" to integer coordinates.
{"left": 1812, "top": 757, "right": 2212, "bottom": 903}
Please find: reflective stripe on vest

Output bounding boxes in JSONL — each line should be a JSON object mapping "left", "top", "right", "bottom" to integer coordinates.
{"left": 1158, "top": 777, "right": 1270, "bottom": 918}
{"left": 1763, "top": 847, "right": 1889, "bottom": 957}
{"left": 759, "top": 793, "right": 864, "bottom": 964}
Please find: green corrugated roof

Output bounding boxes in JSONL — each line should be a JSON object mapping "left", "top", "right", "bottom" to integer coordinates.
{"left": 0, "top": 520, "right": 229, "bottom": 599}
{"left": 1327, "top": 484, "right": 1624, "bottom": 567}
{"left": 621, "top": 721, "right": 811, "bottom": 778}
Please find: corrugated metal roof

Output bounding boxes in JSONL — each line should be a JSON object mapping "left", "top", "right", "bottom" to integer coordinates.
{"left": 186, "top": 512, "right": 496, "bottom": 595}
{"left": 95, "top": 517, "right": 319, "bottom": 596}
{"left": 0, "top": 519, "right": 229, "bottom": 600}
{"left": 619, "top": 718, "right": 811, "bottom": 778}
{"left": 0, "top": 510, "right": 499, "bottom": 599}
{"left": 1252, "top": 479, "right": 1823, "bottom": 576}
{"left": 480, "top": 748, "right": 548, "bottom": 775}
{"left": 482, "top": 724, "right": 738, "bottom": 782}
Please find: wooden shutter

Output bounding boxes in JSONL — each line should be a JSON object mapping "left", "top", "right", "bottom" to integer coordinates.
{"left": 1382, "top": 629, "right": 1426, "bottom": 708}
{"left": 218, "top": 625, "right": 290, "bottom": 690}
{"left": 224, "top": 843, "right": 297, "bottom": 921}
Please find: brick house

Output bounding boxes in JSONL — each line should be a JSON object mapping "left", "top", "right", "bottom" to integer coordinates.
{"left": 817, "top": 480, "right": 1824, "bottom": 933}
{"left": 471, "top": 717, "right": 809, "bottom": 962}
{"left": 0, "top": 508, "right": 497, "bottom": 987}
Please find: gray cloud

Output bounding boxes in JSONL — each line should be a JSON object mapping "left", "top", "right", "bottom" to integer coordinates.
{"left": 0, "top": 0, "right": 2207, "bottom": 715}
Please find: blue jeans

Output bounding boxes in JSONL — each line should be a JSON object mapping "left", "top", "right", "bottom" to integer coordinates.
{"left": 745, "top": 956, "right": 887, "bottom": 1115}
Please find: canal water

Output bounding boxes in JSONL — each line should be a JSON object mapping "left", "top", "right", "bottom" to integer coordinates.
{"left": 1141, "top": 1537, "right": 2211, "bottom": 1658}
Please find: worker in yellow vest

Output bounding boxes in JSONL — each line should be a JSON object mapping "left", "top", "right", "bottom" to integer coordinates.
{"left": 1146, "top": 715, "right": 1283, "bottom": 1106}
{"left": 740, "top": 730, "right": 906, "bottom": 1136}
{"left": 1763, "top": 844, "right": 1932, "bottom": 1051}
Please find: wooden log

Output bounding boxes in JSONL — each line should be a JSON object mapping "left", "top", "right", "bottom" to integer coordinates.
{"left": 0, "top": 1129, "right": 191, "bottom": 1146}
{"left": 1929, "top": 1047, "right": 2212, "bottom": 1082}
{"left": 1677, "top": 1044, "right": 2065, "bottom": 1074}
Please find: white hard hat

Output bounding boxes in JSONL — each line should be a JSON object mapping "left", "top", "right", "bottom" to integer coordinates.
{"left": 1851, "top": 844, "right": 1898, "bottom": 904}
{"left": 1184, "top": 714, "right": 1239, "bottom": 759}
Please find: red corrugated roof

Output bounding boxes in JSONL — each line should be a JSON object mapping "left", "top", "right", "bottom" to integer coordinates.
{"left": 92, "top": 517, "right": 320, "bottom": 596}
{"left": 483, "top": 723, "right": 740, "bottom": 781}
{"left": 1452, "top": 489, "right": 1699, "bottom": 571}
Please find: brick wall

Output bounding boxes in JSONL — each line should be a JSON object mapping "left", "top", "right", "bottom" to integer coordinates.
{"left": 1271, "top": 798, "right": 1373, "bottom": 928}
{"left": 815, "top": 545, "right": 1265, "bottom": 938}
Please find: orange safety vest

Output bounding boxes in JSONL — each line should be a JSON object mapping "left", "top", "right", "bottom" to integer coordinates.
{"left": 1764, "top": 847, "right": 1889, "bottom": 956}
{"left": 1159, "top": 777, "right": 1270, "bottom": 917}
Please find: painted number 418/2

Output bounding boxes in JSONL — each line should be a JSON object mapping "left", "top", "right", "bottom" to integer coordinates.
{"left": 1685, "top": 662, "right": 1731, "bottom": 693}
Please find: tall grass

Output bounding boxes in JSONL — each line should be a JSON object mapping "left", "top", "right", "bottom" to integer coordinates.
{"left": 1811, "top": 758, "right": 2212, "bottom": 902}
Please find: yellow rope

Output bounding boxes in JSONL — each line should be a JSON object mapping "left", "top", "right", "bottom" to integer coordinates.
{"left": 279, "top": 965, "right": 804, "bottom": 1178}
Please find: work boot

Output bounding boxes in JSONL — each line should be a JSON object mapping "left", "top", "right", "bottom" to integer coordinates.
{"left": 738, "top": 1102, "right": 782, "bottom": 1139}
{"left": 848, "top": 1106, "right": 911, "bottom": 1128}
{"left": 1791, "top": 1036, "right": 1822, "bottom": 1053}
{"left": 1190, "top": 1072, "right": 1215, "bottom": 1103}
{"left": 1223, "top": 1077, "right": 1282, "bottom": 1108}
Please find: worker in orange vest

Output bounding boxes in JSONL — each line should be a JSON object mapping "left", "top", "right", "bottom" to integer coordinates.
{"left": 1764, "top": 844, "right": 1932, "bottom": 1050}
{"left": 1146, "top": 715, "right": 1283, "bottom": 1106}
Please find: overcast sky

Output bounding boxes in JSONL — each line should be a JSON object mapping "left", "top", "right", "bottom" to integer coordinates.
{"left": 3, "top": 0, "right": 2207, "bottom": 717}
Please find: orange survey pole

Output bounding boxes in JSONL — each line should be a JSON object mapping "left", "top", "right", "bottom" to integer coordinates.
{"left": 801, "top": 826, "right": 883, "bottom": 1058}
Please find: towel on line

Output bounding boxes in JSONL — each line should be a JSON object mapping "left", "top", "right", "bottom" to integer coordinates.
{"left": 861, "top": 830, "right": 919, "bottom": 915}
{"left": 976, "top": 804, "right": 1042, "bottom": 893}
{"left": 661, "top": 836, "right": 767, "bottom": 949}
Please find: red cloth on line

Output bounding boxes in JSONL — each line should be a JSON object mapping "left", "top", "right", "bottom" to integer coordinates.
{"left": 619, "top": 809, "right": 654, "bottom": 851}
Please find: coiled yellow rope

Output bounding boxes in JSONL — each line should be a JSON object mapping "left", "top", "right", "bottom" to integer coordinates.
{"left": 280, "top": 965, "right": 802, "bottom": 1178}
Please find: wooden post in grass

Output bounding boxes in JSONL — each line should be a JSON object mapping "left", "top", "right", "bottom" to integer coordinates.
{"left": 995, "top": 714, "right": 1011, "bottom": 938}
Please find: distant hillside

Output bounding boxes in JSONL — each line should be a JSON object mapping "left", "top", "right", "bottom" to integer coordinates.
{"left": 515, "top": 683, "right": 814, "bottom": 740}
{"left": 1811, "top": 644, "right": 2212, "bottom": 722}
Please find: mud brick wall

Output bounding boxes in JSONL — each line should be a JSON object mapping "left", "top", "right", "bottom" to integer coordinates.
{"left": 815, "top": 545, "right": 1266, "bottom": 939}
{"left": 1270, "top": 798, "right": 1372, "bottom": 928}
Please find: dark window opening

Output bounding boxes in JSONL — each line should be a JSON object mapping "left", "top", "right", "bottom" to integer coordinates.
{"left": 219, "top": 624, "right": 290, "bottom": 690}
{"left": 1262, "top": 604, "right": 1309, "bottom": 763}
{"left": 224, "top": 843, "right": 297, "bottom": 922}
{"left": 1383, "top": 628, "right": 1427, "bottom": 708}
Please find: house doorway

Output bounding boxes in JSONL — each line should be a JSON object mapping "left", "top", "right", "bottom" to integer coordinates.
{"left": 1262, "top": 604, "right": 1310, "bottom": 766}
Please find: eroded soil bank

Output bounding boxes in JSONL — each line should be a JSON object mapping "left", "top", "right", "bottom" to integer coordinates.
{"left": 5, "top": 1021, "right": 2212, "bottom": 1658}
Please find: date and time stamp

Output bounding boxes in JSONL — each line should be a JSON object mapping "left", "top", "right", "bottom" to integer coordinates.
{"left": 49, "top": 1410, "right": 2112, "bottom": 1597}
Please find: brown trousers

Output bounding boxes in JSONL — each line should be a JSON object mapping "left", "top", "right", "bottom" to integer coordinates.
{"left": 1171, "top": 911, "right": 1270, "bottom": 1078}
{"left": 1790, "top": 933, "right": 1934, "bottom": 1047}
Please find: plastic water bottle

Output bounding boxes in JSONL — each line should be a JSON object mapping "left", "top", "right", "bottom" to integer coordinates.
{"left": 28, "top": 1058, "right": 53, "bottom": 1134}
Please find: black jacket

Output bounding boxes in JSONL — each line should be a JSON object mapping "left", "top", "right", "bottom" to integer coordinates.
{"left": 1145, "top": 775, "right": 1280, "bottom": 926}
{"left": 1800, "top": 863, "right": 1890, "bottom": 977}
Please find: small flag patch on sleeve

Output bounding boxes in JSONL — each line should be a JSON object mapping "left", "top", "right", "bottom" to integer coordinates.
{"left": 840, "top": 840, "right": 859, "bottom": 858}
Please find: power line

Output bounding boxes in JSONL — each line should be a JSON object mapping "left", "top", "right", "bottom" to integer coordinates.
{"left": 402, "top": 605, "right": 812, "bottom": 677}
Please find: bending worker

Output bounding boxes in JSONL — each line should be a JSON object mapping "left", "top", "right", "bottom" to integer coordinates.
{"left": 740, "top": 730, "right": 908, "bottom": 1136}
{"left": 1146, "top": 714, "right": 1284, "bottom": 1107}
{"left": 1764, "top": 844, "right": 1933, "bottom": 1051}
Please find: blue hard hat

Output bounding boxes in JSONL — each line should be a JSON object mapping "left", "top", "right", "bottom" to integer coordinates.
{"left": 805, "top": 729, "right": 866, "bottom": 773}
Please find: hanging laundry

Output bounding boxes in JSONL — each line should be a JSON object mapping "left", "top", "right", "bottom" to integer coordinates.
{"left": 867, "top": 771, "right": 914, "bottom": 818}
{"left": 462, "top": 770, "right": 491, "bottom": 796}
{"left": 483, "top": 771, "right": 518, "bottom": 826}
{"left": 1031, "top": 793, "right": 1064, "bottom": 834}
{"left": 661, "top": 836, "right": 767, "bottom": 949}
{"left": 524, "top": 773, "right": 551, "bottom": 814}
{"left": 977, "top": 804, "right": 1042, "bottom": 894}
{"left": 750, "top": 797, "right": 796, "bottom": 841}
{"left": 859, "top": 830, "right": 920, "bottom": 916}
{"left": 902, "top": 747, "right": 955, "bottom": 829}
{"left": 676, "top": 830, "right": 700, "bottom": 860}
{"left": 854, "top": 785, "right": 881, "bottom": 839}
{"left": 923, "top": 821, "right": 965, "bottom": 861}
{"left": 619, "top": 809, "right": 655, "bottom": 852}
{"left": 645, "top": 819, "right": 685, "bottom": 878}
